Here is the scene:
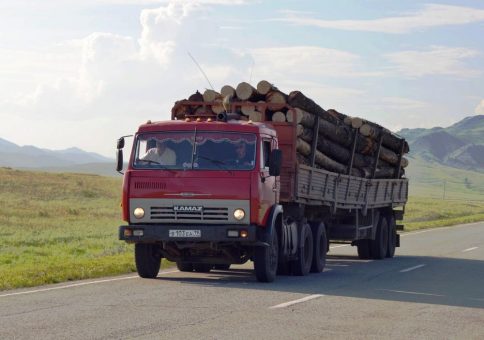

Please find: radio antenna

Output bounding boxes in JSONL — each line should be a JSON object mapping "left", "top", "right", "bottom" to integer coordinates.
{"left": 249, "top": 60, "right": 255, "bottom": 84}
{"left": 187, "top": 51, "right": 215, "bottom": 91}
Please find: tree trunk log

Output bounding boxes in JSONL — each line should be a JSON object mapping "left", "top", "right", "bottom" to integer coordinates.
{"left": 266, "top": 91, "right": 287, "bottom": 111}
{"left": 211, "top": 99, "right": 225, "bottom": 114}
{"left": 203, "top": 89, "right": 221, "bottom": 102}
{"left": 257, "top": 80, "right": 276, "bottom": 95}
{"left": 240, "top": 103, "right": 255, "bottom": 116}
{"left": 360, "top": 123, "right": 409, "bottom": 154}
{"left": 220, "top": 85, "right": 235, "bottom": 98}
{"left": 288, "top": 91, "right": 339, "bottom": 126}
{"left": 248, "top": 110, "right": 262, "bottom": 122}
{"left": 236, "top": 82, "right": 257, "bottom": 100}
{"left": 272, "top": 111, "right": 286, "bottom": 122}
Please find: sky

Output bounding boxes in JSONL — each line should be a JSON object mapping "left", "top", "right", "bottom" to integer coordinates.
{"left": 0, "top": 0, "right": 483, "bottom": 157}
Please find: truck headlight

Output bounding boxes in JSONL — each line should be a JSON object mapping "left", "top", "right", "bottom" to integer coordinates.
{"left": 233, "top": 209, "right": 245, "bottom": 220}
{"left": 133, "top": 207, "right": 145, "bottom": 219}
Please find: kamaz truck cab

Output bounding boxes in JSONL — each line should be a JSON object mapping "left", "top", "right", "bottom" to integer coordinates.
{"left": 117, "top": 115, "right": 284, "bottom": 282}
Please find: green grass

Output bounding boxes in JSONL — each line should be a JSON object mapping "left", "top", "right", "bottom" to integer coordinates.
{"left": 0, "top": 168, "right": 170, "bottom": 291}
{"left": 0, "top": 167, "right": 483, "bottom": 290}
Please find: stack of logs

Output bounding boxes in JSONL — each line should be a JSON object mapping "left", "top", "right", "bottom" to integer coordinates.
{"left": 171, "top": 80, "right": 409, "bottom": 179}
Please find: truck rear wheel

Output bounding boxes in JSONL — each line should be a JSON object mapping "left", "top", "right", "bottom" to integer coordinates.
{"left": 386, "top": 215, "right": 396, "bottom": 258}
{"left": 370, "top": 216, "right": 388, "bottom": 260}
{"left": 310, "top": 222, "right": 327, "bottom": 273}
{"left": 135, "top": 243, "right": 161, "bottom": 278}
{"left": 176, "top": 262, "right": 194, "bottom": 272}
{"left": 254, "top": 228, "right": 279, "bottom": 282}
{"left": 357, "top": 240, "right": 371, "bottom": 259}
{"left": 293, "top": 222, "right": 313, "bottom": 276}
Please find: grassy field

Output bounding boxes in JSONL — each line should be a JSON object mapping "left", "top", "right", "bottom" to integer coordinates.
{"left": 0, "top": 167, "right": 483, "bottom": 290}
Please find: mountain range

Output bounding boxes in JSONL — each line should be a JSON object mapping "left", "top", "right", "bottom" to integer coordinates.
{"left": 397, "top": 115, "right": 484, "bottom": 172}
{"left": 0, "top": 138, "right": 114, "bottom": 174}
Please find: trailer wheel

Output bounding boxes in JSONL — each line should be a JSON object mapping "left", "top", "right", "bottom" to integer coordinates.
{"left": 254, "top": 228, "right": 279, "bottom": 282}
{"left": 357, "top": 240, "right": 371, "bottom": 259}
{"left": 386, "top": 215, "right": 396, "bottom": 258}
{"left": 135, "top": 243, "right": 162, "bottom": 278}
{"left": 213, "top": 264, "right": 231, "bottom": 270}
{"left": 293, "top": 222, "right": 314, "bottom": 276}
{"left": 193, "top": 263, "right": 212, "bottom": 273}
{"left": 370, "top": 216, "right": 389, "bottom": 260}
{"left": 176, "top": 262, "right": 194, "bottom": 272}
{"left": 310, "top": 222, "right": 327, "bottom": 273}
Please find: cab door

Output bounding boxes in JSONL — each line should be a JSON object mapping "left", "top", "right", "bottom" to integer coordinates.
{"left": 257, "top": 136, "right": 278, "bottom": 223}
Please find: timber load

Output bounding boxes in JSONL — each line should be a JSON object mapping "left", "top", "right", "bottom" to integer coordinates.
{"left": 171, "top": 80, "right": 409, "bottom": 180}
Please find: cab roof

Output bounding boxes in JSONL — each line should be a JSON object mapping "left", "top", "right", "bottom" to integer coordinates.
{"left": 137, "top": 119, "right": 277, "bottom": 137}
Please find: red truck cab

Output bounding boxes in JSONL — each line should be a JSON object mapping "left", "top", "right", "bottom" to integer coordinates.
{"left": 118, "top": 118, "right": 283, "bottom": 281}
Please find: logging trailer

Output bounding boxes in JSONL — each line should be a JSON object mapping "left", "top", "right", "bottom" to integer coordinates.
{"left": 117, "top": 100, "right": 408, "bottom": 282}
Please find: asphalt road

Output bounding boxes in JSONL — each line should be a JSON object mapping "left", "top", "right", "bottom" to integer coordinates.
{"left": 1, "top": 222, "right": 484, "bottom": 339}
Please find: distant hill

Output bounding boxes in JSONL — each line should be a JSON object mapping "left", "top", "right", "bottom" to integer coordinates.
{"left": 398, "top": 115, "right": 484, "bottom": 172}
{"left": 0, "top": 138, "right": 113, "bottom": 172}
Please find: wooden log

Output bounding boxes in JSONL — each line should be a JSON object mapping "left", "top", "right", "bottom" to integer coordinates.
{"left": 271, "top": 111, "right": 286, "bottom": 122}
{"left": 343, "top": 116, "right": 353, "bottom": 126}
{"left": 203, "top": 89, "right": 221, "bottom": 102}
{"left": 248, "top": 110, "right": 262, "bottom": 122}
{"left": 360, "top": 123, "right": 409, "bottom": 154}
{"left": 266, "top": 91, "right": 287, "bottom": 111}
{"left": 211, "top": 99, "right": 225, "bottom": 114}
{"left": 351, "top": 117, "right": 364, "bottom": 129}
{"left": 326, "top": 108, "right": 347, "bottom": 123}
{"left": 255, "top": 101, "right": 267, "bottom": 114}
{"left": 286, "top": 107, "right": 315, "bottom": 126}
{"left": 256, "top": 80, "right": 276, "bottom": 95}
{"left": 240, "top": 103, "right": 255, "bottom": 116}
{"left": 297, "top": 124, "right": 378, "bottom": 169}
{"left": 288, "top": 91, "right": 339, "bottom": 126}
{"left": 220, "top": 85, "right": 235, "bottom": 98}
{"left": 236, "top": 82, "right": 257, "bottom": 100}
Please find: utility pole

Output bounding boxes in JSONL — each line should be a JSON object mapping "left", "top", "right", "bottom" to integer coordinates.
{"left": 443, "top": 179, "right": 446, "bottom": 200}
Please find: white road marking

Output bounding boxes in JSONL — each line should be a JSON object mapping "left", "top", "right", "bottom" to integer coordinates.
{"left": 0, "top": 270, "right": 180, "bottom": 298}
{"left": 462, "top": 247, "right": 478, "bottom": 253}
{"left": 379, "top": 289, "right": 444, "bottom": 297}
{"left": 269, "top": 294, "right": 324, "bottom": 309}
{"left": 329, "top": 244, "right": 349, "bottom": 249}
{"left": 400, "top": 264, "right": 426, "bottom": 273}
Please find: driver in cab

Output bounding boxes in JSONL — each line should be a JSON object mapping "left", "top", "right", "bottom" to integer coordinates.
{"left": 141, "top": 139, "right": 176, "bottom": 166}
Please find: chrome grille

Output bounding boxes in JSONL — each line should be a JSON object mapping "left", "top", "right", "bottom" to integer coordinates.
{"left": 150, "top": 206, "right": 229, "bottom": 221}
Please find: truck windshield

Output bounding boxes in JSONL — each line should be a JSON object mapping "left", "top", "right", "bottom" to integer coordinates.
{"left": 133, "top": 131, "right": 256, "bottom": 170}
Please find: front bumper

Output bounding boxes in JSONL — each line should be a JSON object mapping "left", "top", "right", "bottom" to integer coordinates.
{"left": 119, "top": 224, "right": 258, "bottom": 243}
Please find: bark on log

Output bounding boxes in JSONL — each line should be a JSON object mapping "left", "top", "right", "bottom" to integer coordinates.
{"left": 188, "top": 91, "right": 203, "bottom": 102}
{"left": 360, "top": 123, "right": 409, "bottom": 154}
{"left": 297, "top": 124, "right": 377, "bottom": 169}
{"left": 220, "top": 85, "right": 235, "bottom": 98}
{"left": 326, "top": 109, "right": 347, "bottom": 122}
{"left": 343, "top": 116, "right": 353, "bottom": 126}
{"left": 256, "top": 80, "right": 276, "bottom": 95}
{"left": 203, "top": 89, "right": 221, "bottom": 102}
{"left": 288, "top": 91, "right": 339, "bottom": 126}
{"left": 266, "top": 91, "right": 287, "bottom": 111}
{"left": 236, "top": 82, "right": 257, "bottom": 100}
{"left": 286, "top": 107, "right": 315, "bottom": 126}
{"left": 271, "top": 111, "right": 286, "bottom": 122}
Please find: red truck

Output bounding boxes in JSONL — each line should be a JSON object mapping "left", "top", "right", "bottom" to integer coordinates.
{"left": 117, "top": 100, "right": 408, "bottom": 282}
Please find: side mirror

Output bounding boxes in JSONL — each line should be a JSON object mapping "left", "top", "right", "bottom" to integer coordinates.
{"left": 116, "top": 149, "right": 124, "bottom": 173}
{"left": 117, "top": 137, "right": 125, "bottom": 150}
{"left": 269, "top": 149, "right": 282, "bottom": 176}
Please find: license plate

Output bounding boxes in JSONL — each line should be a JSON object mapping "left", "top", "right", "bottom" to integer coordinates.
{"left": 169, "top": 230, "right": 201, "bottom": 238}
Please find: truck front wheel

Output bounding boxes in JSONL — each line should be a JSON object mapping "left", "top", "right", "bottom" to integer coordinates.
{"left": 254, "top": 229, "right": 279, "bottom": 282}
{"left": 135, "top": 243, "right": 162, "bottom": 278}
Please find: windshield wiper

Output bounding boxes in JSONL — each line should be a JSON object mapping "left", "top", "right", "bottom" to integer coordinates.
{"left": 137, "top": 159, "right": 174, "bottom": 172}
{"left": 197, "top": 155, "right": 233, "bottom": 174}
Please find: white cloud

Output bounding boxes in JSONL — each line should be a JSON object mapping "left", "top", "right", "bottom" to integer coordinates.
{"left": 277, "top": 4, "right": 484, "bottom": 34}
{"left": 250, "top": 46, "right": 382, "bottom": 79}
{"left": 384, "top": 46, "right": 480, "bottom": 78}
{"left": 475, "top": 100, "right": 484, "bottom": 115}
